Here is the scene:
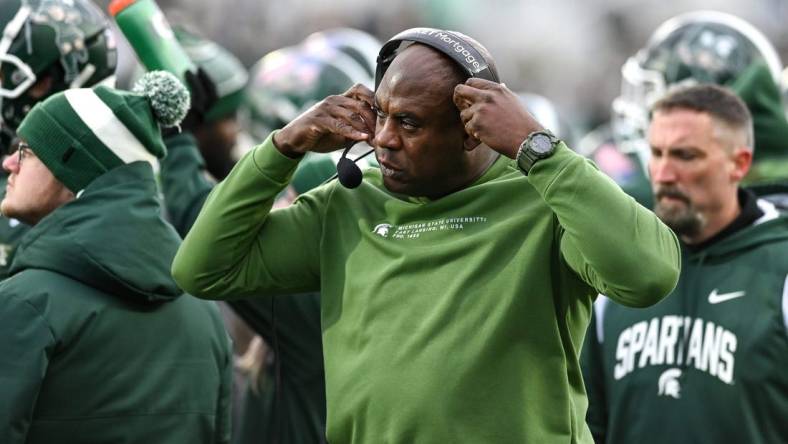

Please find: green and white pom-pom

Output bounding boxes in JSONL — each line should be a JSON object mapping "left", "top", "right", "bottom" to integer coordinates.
{"left": 132, "top": 71, "right": 190, "bottom": 128}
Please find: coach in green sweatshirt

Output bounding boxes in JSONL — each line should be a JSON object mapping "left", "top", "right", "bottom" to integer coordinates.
{"left": 173, "top": 29, "right": 680, "bottom": 444}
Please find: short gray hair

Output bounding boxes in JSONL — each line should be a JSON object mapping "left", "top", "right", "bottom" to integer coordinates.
{"left": 652, "top": 84, "right": 754, "bottom": 149}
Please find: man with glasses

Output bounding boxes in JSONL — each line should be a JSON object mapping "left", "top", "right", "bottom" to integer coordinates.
{"left": 0, "top": 143, "right": 70, "bottom": 226}
{"left": 0, "top": 0, "right": 117, "bottom": 276}
{"left": 0, "top": 73, "right": 232, "bottom": 444}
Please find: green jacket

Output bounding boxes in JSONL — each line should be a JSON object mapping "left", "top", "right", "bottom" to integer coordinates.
{"left": 582, "top": 198, "right": 788, "bottom": 444}
{"left": 172, "top": 134, "right": 680, "bottom": 444}
{"left": 0, "top": 162, "right": 233, "bottom": 444}
{"left": 230, "top": 294, "right": 326, "bottom": 444}
{"left": 160, "top": 133, "right": 216, "bottom": 238}
{"left": 161, "top": 132, "right": 328, "bottom": 444}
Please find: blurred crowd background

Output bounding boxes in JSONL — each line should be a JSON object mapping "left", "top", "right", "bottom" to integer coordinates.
{"left": 93, "top": 0, "right": 788, "bottom": 137}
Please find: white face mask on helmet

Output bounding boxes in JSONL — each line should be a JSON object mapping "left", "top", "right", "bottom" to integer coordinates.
{"left": 0, "top": 0, "right": 117, "bottom": 146}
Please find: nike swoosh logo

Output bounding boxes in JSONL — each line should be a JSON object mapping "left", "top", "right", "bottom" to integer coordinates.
{"left": 708, "top": 289, "right": 746, "bottom": 304}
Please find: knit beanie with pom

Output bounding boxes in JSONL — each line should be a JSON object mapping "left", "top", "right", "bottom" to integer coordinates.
{"left": 16, "top": 71, "right": 190, "bottom": 193}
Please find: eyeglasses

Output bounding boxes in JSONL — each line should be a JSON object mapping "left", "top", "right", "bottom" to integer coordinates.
{"left": 16, "top": 142, "right": 34, "bottom": 166}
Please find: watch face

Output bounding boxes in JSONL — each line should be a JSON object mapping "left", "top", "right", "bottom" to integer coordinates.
{"left": 531, "top": 134, "right": 553, "bottom": 155}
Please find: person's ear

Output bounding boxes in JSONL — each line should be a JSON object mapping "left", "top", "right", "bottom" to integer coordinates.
{"left": 729, "top": 146, "right": 753, "bottom": 182}
{"left": 463, "top": 132, "right": 481, "bottom": 151}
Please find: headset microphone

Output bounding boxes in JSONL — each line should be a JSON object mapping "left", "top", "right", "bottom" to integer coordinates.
{"left": 332, "top": 140, "right": 375, "bottom": 189}
{"left": 337, "top": 142, "right": 363, "bottom": 188}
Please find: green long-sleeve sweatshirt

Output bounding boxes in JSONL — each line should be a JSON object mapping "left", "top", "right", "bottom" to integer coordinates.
{"left": 173, "top": 134, "right": 680, "bottom": 443}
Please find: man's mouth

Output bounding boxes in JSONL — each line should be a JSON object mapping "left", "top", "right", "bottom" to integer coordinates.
{"left": 655, "top": 188, "right": 690, "bottom": 205}
{"left": 660, "top": 195, "right": 685, "bottom": 203}
{"left": 381, "top": 164, "right": 399, "bottom": 177}
{"left": 379, "top": 160, "right": 404, "bottom": 179}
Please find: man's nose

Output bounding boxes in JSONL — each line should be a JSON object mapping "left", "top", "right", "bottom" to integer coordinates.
{"left": 372, "top": 118, "right": 401, "bottom": 151}
{"left": 650, "top": 157, "right": 677, "bottom": 184}
{"left": 2, "top": 152, "right": 18, "bottom": 173}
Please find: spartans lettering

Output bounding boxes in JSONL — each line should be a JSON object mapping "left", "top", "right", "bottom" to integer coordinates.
{"left": 614, "top": 316, "right": 737, "bottom": 384}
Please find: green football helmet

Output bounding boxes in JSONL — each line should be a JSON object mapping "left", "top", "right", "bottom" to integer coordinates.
{"left": 174, "top": 27, "right": 248, "bottom": 122}
{"left": 301, "top": 27, "right": 380, "bottom": 86}
{"left": 0, "top": 0, "right": 117, "bottom": 143}
{"left": 240, "top": 45, "right": 365, "bottom": 142}
{"left": 612, "top": 10, "right": 782, "bottom": 168}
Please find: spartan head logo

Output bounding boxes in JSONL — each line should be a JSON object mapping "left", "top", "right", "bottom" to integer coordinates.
{"left": 29, "top": 0, "right": 95, "bottom": 82}
{"left": 658, "top": 368, "right": 683, "bottom": 399}
{"left": 373, "top": 223, "right": 393, "bottom": 238}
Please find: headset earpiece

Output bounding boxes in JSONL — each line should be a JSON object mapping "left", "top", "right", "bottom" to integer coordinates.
{"left": 374, "top": 28, "right": 499, "bottom": 90}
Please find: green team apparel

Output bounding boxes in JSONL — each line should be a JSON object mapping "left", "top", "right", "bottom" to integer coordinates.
{"left": 173, "top": 134, "right": 681, "bottom": 443}
{"left": 160, "top": 132, "right": 216, "bottom": 237}
{"left": 230, "top": 293, "right": 326, "bottom": 444}
{"left": 160, "top": 132, "right": 328, "bottom": 443}
{"left": 582, "top": 197, "right": 788, "bottom": 444}
{"left": 0, "top": 163, "right": 233, "bottom": 444}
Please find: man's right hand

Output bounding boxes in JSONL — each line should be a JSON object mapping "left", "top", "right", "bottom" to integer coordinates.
{"left": 272, "top": 83, "right": 376, "bottom": 158}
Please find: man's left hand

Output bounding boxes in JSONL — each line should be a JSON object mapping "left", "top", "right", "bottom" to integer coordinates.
{"left": 453, "top": 78, "right": 544, "bottom": 158}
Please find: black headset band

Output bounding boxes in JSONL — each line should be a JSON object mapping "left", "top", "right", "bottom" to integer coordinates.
{"left": 375, "top": 28, "right": 498, "bottom": 89}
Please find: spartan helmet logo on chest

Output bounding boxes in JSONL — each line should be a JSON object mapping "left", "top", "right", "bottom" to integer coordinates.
{"left": 373, "top": 223, "right": 393, "bottom": 238}
{"left": 658, "top": 368, "right": 683, "bottom": 399}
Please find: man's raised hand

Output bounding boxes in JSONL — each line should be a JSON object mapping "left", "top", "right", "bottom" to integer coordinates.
{"left": 273, "top": 83, "right": 376, "bottom": 158}
{"left": 453, "top": 78, "right": 544, "bottom": 158}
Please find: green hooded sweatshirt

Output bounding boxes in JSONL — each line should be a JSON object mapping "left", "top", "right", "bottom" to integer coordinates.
{"left": 582, "top": 197, "right": 788, "bottom": 444}
{"left": 0, "top": 162, "right": 233, "bottom": 444}
{"left": 172, "top": 134, "right": 680, "bottom": 444}
{"left": 160, "top": 133, "right": 216, "bottom": 238}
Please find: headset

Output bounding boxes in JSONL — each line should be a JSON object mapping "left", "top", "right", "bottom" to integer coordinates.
{"left": 336, "top": 27, "right": 499, "bottom": 188}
